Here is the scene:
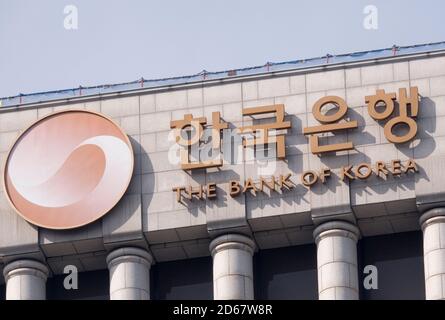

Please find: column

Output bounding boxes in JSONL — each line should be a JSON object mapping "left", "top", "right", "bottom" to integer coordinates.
{"left": 3, "top": 260, "right": 49, "bottom": 300}
{"left": 106, "top": 247, "right": 153, "bottom": 300}
{"left": 420, "top": 207, "right": 445, "bottom": 300}
{"left": 313, "top": 221, "right": 360, "bottom": 300}
{"left": 209, "top": 234, "right": 256, "bottom": 300}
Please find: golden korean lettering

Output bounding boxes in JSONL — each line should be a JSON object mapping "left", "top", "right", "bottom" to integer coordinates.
{"left": 239, "top": 104, "right": 291, "bottom": 159}
{"left": 170, "top": 112, "right": 227, "bottom": 170}
{"left": 365, "top": 86, "right": 419, "bottom": 143}
{"left": 303, "top": 96, "right": 358, "bottom": 154}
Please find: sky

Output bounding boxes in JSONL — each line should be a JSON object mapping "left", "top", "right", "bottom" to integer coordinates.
{"left": 0, "top": 0, "right": 444, "bottom": 97}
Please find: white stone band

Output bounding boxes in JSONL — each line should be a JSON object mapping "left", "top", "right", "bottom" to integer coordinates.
{"left": 313, "top": 221, "right": 360, "bottom": 245}
{"left": 106, "top": 247, "right": 154, "bottom": 268}
{"left": 420, "top": 207, "right": 445, "bottom": 231}
{"left": 3, "top": 260, "right": 49, "bottom": 282}
{"left": 106, "top": 247, "right": 153, "bottom": 300}
{"left": 209, "top": 234, "right": 256, "bottom": 257}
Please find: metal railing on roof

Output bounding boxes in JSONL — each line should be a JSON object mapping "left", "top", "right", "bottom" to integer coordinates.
{"left": 1, "top": 41, "right": 445, "bottom": 108}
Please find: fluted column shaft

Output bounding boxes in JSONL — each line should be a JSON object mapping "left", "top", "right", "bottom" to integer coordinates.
{"left": 420, "top": 207, "right": 445, "bottom": 300}
{"left": 3, "top": 259, "right": 49, "bottom": 300}
{"left": 106, "top": 247, "right": 153, "bottom": 300}
{"left": 209, "top": 234, "right": 256, "bottom": 300}
{"left": 314, "top": 221, "right": 360, "bottom": 300}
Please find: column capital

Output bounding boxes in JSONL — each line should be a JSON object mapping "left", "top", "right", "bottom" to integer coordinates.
{"left": 209, "top": 233, "right": 256, "bottom": 257}
{"left": 106, "top": 247, "right": 154, "bottom": 269}
{"left": 3, "top": 259, "right": 49, "bottom": 282}
{"left": 313, "top": 220, "right": 360, "bottom": 245}
{"left": 419, "top": 207, "right": 445, "bottom": 230}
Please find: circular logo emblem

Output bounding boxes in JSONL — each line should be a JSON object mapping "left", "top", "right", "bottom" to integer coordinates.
{"left": 3, "top": 110, "right": 134, "bottom": 229}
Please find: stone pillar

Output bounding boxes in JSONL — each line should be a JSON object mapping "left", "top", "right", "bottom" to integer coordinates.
{"left": 3, "top": 260, "right": 49, "bottom": 300}
{"left": 313, "top": 221, "right": 360, "bottom": 300}
{"left": 106, "top": 247, "right": 153, "bottom": 300}
{"left": 420, "top": 207, "right": 445, "bottom": 300}
{"left": 209, "top": 234, "right": 256, "bottom": 300}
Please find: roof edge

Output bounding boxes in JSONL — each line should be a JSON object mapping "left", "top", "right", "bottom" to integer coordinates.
{"left": 1, "top": 41, "right": 445, "bottom": 109}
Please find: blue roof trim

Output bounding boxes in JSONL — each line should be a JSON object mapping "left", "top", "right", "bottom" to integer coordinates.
{"left": 2, "top": 41, "right": 445, "bottom": 108}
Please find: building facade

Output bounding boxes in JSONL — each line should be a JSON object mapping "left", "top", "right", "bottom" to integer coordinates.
{"left": 0, "top": 43, "right": 444, "bottom": 300}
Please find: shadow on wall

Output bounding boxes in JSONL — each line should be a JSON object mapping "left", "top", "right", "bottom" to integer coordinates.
{"left": 302, "top": 97, "right": 438, "bottom": 206}
{"left": 396, "top": 96, "right": 436, "bottom": 159}
{"left": 139, "top": 96, "right": 438, "bottom": 211}
{"left": 316, "top": 95, "right": 437, "bottom": 164}
{"left": 138, "top": 138, "right": 155, "bottom": 233}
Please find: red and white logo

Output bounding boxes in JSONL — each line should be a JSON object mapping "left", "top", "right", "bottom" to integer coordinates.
{"left": 3, "top": 110, "right": 134, "bottom": 229}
